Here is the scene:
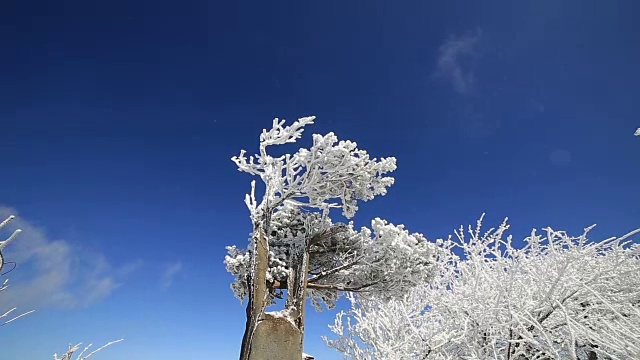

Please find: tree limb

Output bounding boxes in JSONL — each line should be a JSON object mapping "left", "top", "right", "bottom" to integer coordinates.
{"left": 307, "top": 256, "right": 364, "bottom": 284}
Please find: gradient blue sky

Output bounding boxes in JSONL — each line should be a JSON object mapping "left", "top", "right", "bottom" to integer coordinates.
{"left": 1, "top": 0, "right": 639, "bottom": 359}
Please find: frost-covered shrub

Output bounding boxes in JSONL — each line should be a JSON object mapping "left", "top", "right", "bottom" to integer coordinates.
{"left": 326, "top": 215, "right": 640, "bottom": 360}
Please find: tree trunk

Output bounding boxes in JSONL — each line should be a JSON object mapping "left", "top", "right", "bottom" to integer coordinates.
{"left": 239, "top": 229, "right": 270, "bottom": 360}
{"left": 247, "top": 312, "right": 304, "bottom": 360}
{"left": 240, "top": 228, "right": 311, "bottom": 360}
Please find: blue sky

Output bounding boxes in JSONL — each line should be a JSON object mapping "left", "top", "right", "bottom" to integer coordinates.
{"left": 1, "top": 0, "right": 639, "bottom": 359}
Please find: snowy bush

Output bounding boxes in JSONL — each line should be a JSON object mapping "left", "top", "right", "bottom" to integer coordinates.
{"left": 326, "top": 215, "right": 640, "bottom": 360}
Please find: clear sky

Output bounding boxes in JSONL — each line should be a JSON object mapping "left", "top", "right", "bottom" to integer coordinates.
{"left": 1, "top": 0, "right": 639, "bottom": 359}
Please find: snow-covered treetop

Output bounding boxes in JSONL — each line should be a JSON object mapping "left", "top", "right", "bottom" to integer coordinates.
{"left": 231, "top": 117, "right": 397, "bottom": 219}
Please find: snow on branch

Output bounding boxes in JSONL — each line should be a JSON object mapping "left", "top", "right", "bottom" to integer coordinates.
{"left": 0, "top": 215, "right": 22, "bottom": 253}
{"left": 53, "top": 339, "right": 124, "bottom": 360}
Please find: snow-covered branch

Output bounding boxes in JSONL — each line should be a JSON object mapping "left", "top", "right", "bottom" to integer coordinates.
{"left": 53, "top": 339, "right": 124, "bottom": 360}
{"left": 0, "top": 215, "right": 21, "bottom": 252}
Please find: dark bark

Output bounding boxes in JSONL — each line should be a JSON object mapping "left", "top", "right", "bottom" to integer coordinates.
{"left": 271, "top": 278, "right": 378, "bottom": 292}
{"left": 239, "top": 276, "right": 254, "bottom": 360}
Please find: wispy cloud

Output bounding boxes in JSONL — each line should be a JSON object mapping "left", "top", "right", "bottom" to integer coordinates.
{"left": 434, "top": 29, "right": 483, "bottom": 95}
{"left": 160, "top": 261, "right": 182, "bottom": 290}
{"left": 0, "top": 206, "right": 137, "bottom": 310}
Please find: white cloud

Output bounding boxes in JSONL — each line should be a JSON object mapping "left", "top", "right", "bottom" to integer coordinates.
{"left": 0, "top": 206, "right": 136, "bottom": 310}
{"left": 434, "top": 29, "right": 483, "bottom": 95}
{"left": 635, "top": 128, "right": 640, "bottom": 136}
{"left": 160, "top": 261, "right": 182, "bottom": 290}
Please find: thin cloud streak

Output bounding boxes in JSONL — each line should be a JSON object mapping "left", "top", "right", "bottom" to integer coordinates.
{"left": 160, "top": 261, "right": 182, "bottom": 290}
{"left": 434, "top": 29, "right": 483, "bottom": 95}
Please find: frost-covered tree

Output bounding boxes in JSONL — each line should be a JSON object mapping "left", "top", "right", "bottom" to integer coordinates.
{"left": 326, "top": 215, "right": 640, "bottom": 360}
{"left": 226, "top": 117, "right": 440, "bottom": 360}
